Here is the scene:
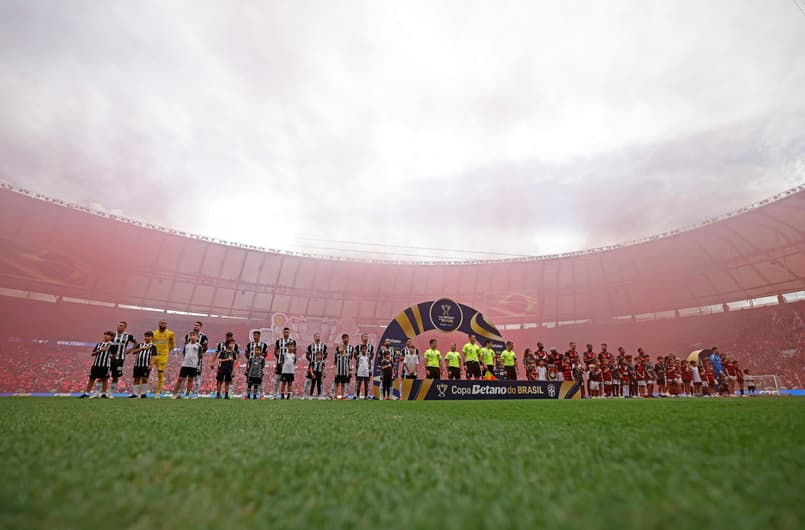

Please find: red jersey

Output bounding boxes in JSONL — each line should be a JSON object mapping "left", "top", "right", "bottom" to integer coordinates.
{"left": 705, "top": 367, "right": 715, "bottom": 384}
{"left": 666, "top": 365, "right": 678, "bottom": 379}
{"left": 551, "top": 353, "right": 563, "bottom": 366}
{"left": 602, "top": 367, "right": 612, "bottom": 382}
{"left": 562, "top": 364, "right": 573, "bottom": 381}
{"left": 725, "top": 362, "right": 737, "bottom": 376}
{"left": 547, "top": 366, "right": 558, "bottom": 380}
{"left": 635, "top": 364, "right": 646, "bottom": 380}
{"left": 535, "top": 350, "right": 548, "bottom": 362}
{"left": 620, "top": 366, "right": 631, "bottom": 382}
{"left": 681, "top": 366, "right": 692, "bottom": 382}
{"left": 583, "top": 351, "right": 596, "bottom": 364}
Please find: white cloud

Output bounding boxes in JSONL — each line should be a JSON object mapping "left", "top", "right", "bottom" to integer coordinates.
{"left": 1, "top": 0, "right": 804, "bottom": 259}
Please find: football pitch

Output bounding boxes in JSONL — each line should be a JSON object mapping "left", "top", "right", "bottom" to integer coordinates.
{"left": 1, "top": 398, "right": 803, "bottom": 530}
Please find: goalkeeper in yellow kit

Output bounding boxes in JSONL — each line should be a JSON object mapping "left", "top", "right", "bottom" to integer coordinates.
{"left": 152, "top": 319, "right": 176, "bottom": 398}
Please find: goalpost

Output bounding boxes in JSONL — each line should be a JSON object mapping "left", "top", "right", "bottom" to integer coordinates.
{"left": 746, "top": 374, "right": 781, "bottom": 395}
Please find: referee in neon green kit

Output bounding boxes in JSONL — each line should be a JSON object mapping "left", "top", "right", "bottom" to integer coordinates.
{"left": 462, "top": 334, "right": 482, "bottom": 380}
{"left": 424, "top": 339, "right": 443, "bottom": 380}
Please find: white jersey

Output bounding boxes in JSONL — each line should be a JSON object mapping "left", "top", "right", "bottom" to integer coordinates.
{"left": 403, "top": 353, "right": 419, "bottom": 374}
{"left": 181, "top": 343, "right": 202, "bottom": 368}
{"left": 356, "top": 354, "right": 371, "bottom": 378}
{"left": 691, "top": 366, "right": 702, "bottom": 383}
{"left": 536, "top": 366, "right": 547, "bottom": 381}
{"left": 282, "top": 353, "right": 296, "bottom": 374}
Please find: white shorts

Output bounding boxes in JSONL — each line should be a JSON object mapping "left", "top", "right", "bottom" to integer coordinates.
{"left": 728, "top": 375, "right": 737, "bottom": 382}
{"left": 676, "top": 378, "right": 683, "bottom": 385}
{"left": 702, "top": 381, "right": 709, "bottom": 388}
{"left": 589, "top": 381, "right": 599, "bottom": 391}
{"left": 613, "top": 379, "right": 621, "bottom": 385}
{"left": 638, "top": 380, "right": 647, "bottom": 387}
{"left": 604, "top": 381, "right": 613, "bottom": 386}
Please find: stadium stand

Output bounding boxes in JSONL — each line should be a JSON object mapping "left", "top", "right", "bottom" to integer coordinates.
{"left": 1, "top": 183, "right": 803, "bottom": 393}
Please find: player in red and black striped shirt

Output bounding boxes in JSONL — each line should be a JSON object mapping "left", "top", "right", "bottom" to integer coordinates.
{"left": 602, "top": 362, "right": 613, "bottom": 398}
{"left": 635, "top": 360, "right": 648, "bottom": 398}
{"left": 620, "top": 360, "right": 632, "bottom": 398}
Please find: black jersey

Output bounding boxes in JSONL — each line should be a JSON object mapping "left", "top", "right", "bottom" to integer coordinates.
{"left": 334, "top": 351, "right": 352, "bottom": 377}
{"left": 245, "top": 341, "right": 269, "bottom": 359}
{"left": 275, "top": 338, "right": 294, "bottom": 374}
{"left": 246, "top": 354, "right": 266, "bottom": 378}
{"left": 91, "top": 342, "right": 114, "bottom": 367}
{"left": 306, "top": 341, "right": 327, "bottom": 362}
{"left": 111, "top": 332, "right": 136, "bottom": 361}
{"left": 216, "top": 341, "right": 240, "bottom": 357}
{"left": 217, "top": 347, "right": 237, "bottom": 372}
{"left": 309, "top": 359, "right": 325, "bottom": 374}
{"left": 133, "top": 343, "right": 157, "bottom": 368}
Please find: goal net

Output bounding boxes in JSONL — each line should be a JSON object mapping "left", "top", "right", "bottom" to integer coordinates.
{"left": 745, "top": 374, "right": 780, "bottom": 395}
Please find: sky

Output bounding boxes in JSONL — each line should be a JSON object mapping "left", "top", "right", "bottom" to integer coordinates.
{"left": 1, "top": 0, "right": 804, "bottom": 261}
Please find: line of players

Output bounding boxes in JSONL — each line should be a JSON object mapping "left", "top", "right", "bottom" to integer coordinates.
{"left": 516, "top": 341, "right": 754, "bottom": 398}
{"left": 78, "top": 320, "right": 417, "bottom": 400}
{"left": 77, "top": 320, "right": 755, "bottom": 399}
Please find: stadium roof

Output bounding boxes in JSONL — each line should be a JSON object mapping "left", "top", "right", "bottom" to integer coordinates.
{"left": 1, "top": 182, "right": 804, "bottom": 324}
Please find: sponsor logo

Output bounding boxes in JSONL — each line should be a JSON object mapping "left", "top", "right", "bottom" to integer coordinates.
{"left": 436, "top": 383, "right": 448, "bottom": 398}
{"left": 547, "top": 384, "right": 556, "bottom": 397}
{"left": 472, "top": 384, "right": 507, "bottom": 395}
{"left": 429, "top": 298, "right": 464, "bottom": 332}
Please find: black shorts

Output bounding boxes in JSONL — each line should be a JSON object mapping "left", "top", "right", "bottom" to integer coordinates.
{"left": 216, "top": 370, "right": 233, "bottom": 383}
{"left": 504, "top": 366, "right": 517, "bottom": 380}
{"left": 90, "top": 366, "right": 109, "bottom": 380}
{"left": 110, "top": 359, "right": 124, "bottom": 378}
{"left": 132, "top": 366, "right": 150, "bottom": 379}
{"left": 247, "top": 377, "right": 263, "bottom": 386}
{"left": 356, "top": 376, "right": 370, "bottom": 383}
{"left": 335, "top": 374, "right": 349, "bottom": 384}
{"left": 448, "top": 367, "right": 461, "bottom": 380}
{"left": 404, "top": 374, "right": 417, "bottom": 380}
{"left": 426, "top": 367, "right": 440, "bottom": 379}
{"left": 656, "top": 376, "right": 666, "bottom": 385}
{"left": 281, "top": 373, "right": 294, "bottom": 383}
{"left": 179, "top": 366, "right": 196, "bottom": 378}
{"left": 466, "top": 361, "right": 481, "bottom": 378}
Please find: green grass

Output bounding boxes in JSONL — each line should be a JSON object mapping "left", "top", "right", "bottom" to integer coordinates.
{"left": 0, "top": 398, "right": 803, "bottom": 530}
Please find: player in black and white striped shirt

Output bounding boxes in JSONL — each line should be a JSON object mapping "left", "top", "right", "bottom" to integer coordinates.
{"left": 330, "top": 334, "right": 353, "bottom": 399}
{"left": 110, "top": 321, "right": 137, "bottom": 398}
{"left": 244, "top": 331, "right": 269, "bottom": 399}
{"left": 216, "top": 332, "right": 240, "bottom": 360}
{"left": 308, "top": 351, "right": 326, "bottom": 399}
{"left": 128, "top": 331, "right": 157, "bottom": 398}
{"left": 303, "top": 333, "right": 327, "bottom": 399}
{"left": 79, "top": 331, "right": 115, "bottom": 398}
{"left": 185, "top": 321, "right": 209, "bottom": 397}
{"left": 272, "top": 327, "right": 294, "bottom": 399}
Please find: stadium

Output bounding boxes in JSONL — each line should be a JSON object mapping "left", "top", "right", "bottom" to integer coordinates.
{"left": 2, "top": 3, "right": 805, "bottom": 530}
{"left": 2, "top": 182, "right": 805, "bottom": 396}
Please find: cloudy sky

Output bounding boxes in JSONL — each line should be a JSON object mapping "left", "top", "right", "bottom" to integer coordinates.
{"left": 1, "top": 0, "right": 804, "bottom": 260}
